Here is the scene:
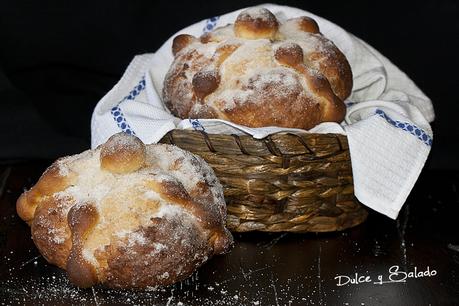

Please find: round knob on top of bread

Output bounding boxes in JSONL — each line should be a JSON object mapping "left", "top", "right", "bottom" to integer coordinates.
{"left": 16, "top": 132, "right": 233, "bottom": 289}
{"left": 286, "top": 16, "right": 320, "bottom": 34}
{"left": 274, "top": 42, "right": 304, "bottom": 67}
{"left": 192, "top": 69, "right": 221, "bottom": 100}
{"left": 234, "top": 7, "right": 279, "bottom": 39}
{"left": 163, "top": 7, "right": 353, "bottom": 130}
{"left": 172, "top": 34, "right": 197, "bottom": 56}
{"left": 100, "top": 132, "right": 146, "bottom": 174}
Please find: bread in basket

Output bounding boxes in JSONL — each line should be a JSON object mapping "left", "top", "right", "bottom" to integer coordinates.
{"left": 160, "top": 7, "right": 367, "bottom": 232}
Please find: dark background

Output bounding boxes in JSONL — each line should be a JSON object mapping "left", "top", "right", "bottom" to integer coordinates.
{"left": 1, "top": 0, "right": 458, "bottom": 168}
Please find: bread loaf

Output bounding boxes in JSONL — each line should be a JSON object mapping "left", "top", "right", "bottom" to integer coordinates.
{"left": 163, "top": 7, "right": 352, "bottom": 130}
{"left": 16, "top": 133, "right": 233, "bottom": 289}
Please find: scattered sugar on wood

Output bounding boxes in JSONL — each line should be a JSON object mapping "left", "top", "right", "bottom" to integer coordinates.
{"left": 2, "top": 259, "right": 317, "bottom": 305}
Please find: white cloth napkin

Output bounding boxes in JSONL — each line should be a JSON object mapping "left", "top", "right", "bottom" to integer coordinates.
{"left": 91, "top": 4, "right": 434, "bottom": 219}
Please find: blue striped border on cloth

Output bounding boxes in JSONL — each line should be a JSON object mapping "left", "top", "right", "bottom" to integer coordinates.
{"left": 375, "top": 109, "right": 432, "bottom": 146}
{"left": 203, "top": 16, "right": 219, "bottom": 33}
{"left": 111, "top": 16, "right": 220, "bottom": 135}
{"left": 110, "top": 75, "right": 146, "bottom": 134}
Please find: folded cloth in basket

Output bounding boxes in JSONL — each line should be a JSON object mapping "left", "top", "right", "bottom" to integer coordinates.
{"left": 91, "top": 4, "right": 434, "bottom": 219}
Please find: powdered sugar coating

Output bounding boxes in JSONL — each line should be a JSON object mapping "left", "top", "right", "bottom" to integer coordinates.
{"left": 100, "top": 132, "right": 144, "bottom": 156}
{"left": 21, "top": 138, "right": 231, "bottom": 288}
{"left": 146, "top": 144, "right": 226, "bottom": 216}
{"left": 238, "top": 7, "right": 275, "bottom": 22}
{"left": 163, "top": 7, "right": 352, "bottom": 130}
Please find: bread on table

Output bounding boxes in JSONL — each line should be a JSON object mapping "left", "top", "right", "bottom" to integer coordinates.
{"left": 163, "top": 7, "right": 352, "bottom": 130}
{"left": 16, "top": 132, "right": 233, "bottom": 289}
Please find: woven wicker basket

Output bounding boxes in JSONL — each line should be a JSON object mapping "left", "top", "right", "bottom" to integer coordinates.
{"left": 160, "top": 130, "right": 367, "bottom": 233}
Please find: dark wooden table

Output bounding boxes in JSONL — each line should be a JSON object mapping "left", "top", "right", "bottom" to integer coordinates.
{"left": 1, "top": 161, "right": 458, "bottom": 305}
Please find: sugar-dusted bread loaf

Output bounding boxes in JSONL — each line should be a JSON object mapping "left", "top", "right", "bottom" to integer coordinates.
{"left": 16, "top": 133, "right": 233, "bottom": 289}
{"left": 163, "top": 7, "right": 352, "bottom": 130}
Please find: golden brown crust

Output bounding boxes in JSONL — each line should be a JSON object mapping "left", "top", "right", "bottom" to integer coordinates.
{"left": 66, "top": 203, "right": 99, "bottom": 288}
{"left": 302, "top": 35, "right": 353, "bottom": 101}
{"left": 172, "top": 34, "right": 197, "bottom": 56}
{"left": 296, "top": 64, "right": 346, "bottom": 123}
{"left": 16, "top": 163, "right": 75, "bottom": 223}
{"left": 234, "top": 7, "right": 279, "bottom": 40}
{"left": 189, "top": 104, "right": 219, "bottom": 119}
{"left": 102, "top": 219, "right": 211, "bottom": 288}
{"left": 16, "top": 133, "right": 233, "bottom": 289}
{"left": 216, "top": 69, "right": 323, "bottom": 129}
{"left": 275, "top": 43, "right": 304, "bottom": 66}
{"left": 192, "top": 70, "right": 220, "bottom": 100}
{"left": 163, "top": 7, "right": 353, "bottom": 130}
{"left": 279, "top": 17, "right": 352, "bottom": 100}
{"left": 163, "top": 49, "right": 209, "bottom": 118}
{"left": 212, "top": 44, "right": 241, "bottom": 67}
{"left": 288, "top": 16, "right": 320, "bottom": 34}
{"left": 31, "top": 195, "right": 73, "bottom": 268}
{"left": 100, "top": 133, "right": 146, "bottom": 174}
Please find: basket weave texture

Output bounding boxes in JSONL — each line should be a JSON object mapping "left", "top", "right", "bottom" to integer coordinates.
{"left": 160, "top": 130, "right": 367, "bottom": 233}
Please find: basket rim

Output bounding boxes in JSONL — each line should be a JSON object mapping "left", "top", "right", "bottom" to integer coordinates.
{"left": 161, "top": 129, "right": 349, "bottom": 158}
{"left": 164, "top": 128, "right": 347, "bottom": 138}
